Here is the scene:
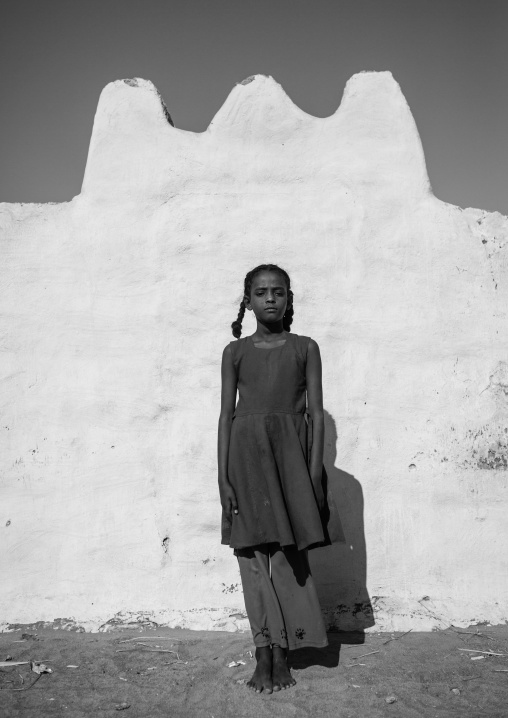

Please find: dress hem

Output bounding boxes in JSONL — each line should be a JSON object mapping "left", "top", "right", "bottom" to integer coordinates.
{"left": 223, "top": 534, "right": 337, "bottom": 552}
{"left": 252, "top": 639, "right": 329, "bottom": 651}
{"left": 288, "top": 639, "right": 329, "bottom": 651}
{"left": 224, "top": 536, "right": 327, "bottom": 553}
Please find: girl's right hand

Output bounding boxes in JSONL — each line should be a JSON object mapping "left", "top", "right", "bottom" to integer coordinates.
{"left": 220, "top": 482, "right": 238, "bottom": 520}
{"left": 310, "top": 468, "right": 325, "bottom": 513}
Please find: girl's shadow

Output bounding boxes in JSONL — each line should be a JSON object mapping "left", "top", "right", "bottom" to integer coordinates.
{"left": 288, "top": 409, "right": 374, "bottom": 669}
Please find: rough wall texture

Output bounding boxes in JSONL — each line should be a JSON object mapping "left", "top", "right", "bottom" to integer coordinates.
{"left": 1, "top": 73, "right": 507, "bottom": 632}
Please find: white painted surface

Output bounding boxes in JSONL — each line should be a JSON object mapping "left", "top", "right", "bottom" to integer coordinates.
{"left": 1, "top": 73, "right": 507, "bottom": 632}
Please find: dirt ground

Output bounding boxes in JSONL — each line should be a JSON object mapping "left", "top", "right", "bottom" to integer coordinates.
{"left": 1, "top": 624, "right": 507, "bottom": 718}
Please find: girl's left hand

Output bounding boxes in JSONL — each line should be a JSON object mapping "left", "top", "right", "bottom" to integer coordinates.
{"left": 311, "top": 472, "right": 325, "bottom": 512}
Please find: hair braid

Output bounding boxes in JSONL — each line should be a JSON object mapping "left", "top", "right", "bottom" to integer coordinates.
{"left": 231, "top": 300, "right": 246, "bottom": 339}
{"left": 231, "top": 264, "right": 294, "bottom": 338}
{"left": 283, "top": 289, "right": 294, "bottom": 332}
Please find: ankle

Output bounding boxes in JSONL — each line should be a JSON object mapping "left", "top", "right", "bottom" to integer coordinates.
{"left": 272, "top": 644, "right": 287, "bottom": 661}
{"left": 255, "top": 645, "right": 272, "bottom": 663}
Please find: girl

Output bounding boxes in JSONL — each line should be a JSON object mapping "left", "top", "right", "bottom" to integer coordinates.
{"left": 218, "top": 264, "right": 340, "bottom": 694}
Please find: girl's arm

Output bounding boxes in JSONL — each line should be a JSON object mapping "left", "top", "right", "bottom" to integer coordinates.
{"left": 218, "top": 344, "right": 238, "bottom": 519}
{"left": 306, "top": 338, "right": 325, "bottom": 511}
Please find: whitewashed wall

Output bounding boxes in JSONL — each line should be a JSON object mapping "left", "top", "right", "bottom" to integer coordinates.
{"left": 1, "top": 73, "right": 507, "bottom": 632}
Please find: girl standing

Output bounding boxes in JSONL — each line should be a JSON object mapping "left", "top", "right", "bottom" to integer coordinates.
{"left": 218, "top": 264, "right": 340, "bottom": 694}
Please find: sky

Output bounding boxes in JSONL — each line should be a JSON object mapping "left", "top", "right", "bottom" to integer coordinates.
{"left": 1, "top": 0, "right": 507, "bottom": 214}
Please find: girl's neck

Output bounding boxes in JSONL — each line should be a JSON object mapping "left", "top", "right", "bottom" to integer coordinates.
{"left": 252, "top": 320, "right": 285, "bottom": 341}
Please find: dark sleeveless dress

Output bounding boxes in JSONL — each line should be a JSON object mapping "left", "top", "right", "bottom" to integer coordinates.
{"left": 221, "top": 332, "right": 341, "bottom": 551}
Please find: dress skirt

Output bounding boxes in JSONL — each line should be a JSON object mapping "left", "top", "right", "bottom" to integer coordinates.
{"left": 221, "top": 410, "right": 342, "bottom": 552}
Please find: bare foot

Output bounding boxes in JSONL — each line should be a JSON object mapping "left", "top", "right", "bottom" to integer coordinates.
{"left": 247, "top": 646, "right": 273, "bottom": 693}
{"left": 272, "top": 645, "right": 296, "bottom": 690}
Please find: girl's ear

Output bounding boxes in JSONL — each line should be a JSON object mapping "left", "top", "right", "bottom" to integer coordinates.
{"left": 244, "top": 295, "right": 252, "bottom": 311}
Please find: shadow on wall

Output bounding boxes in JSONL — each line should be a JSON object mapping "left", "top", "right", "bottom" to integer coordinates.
{"left": 309, "top": 410, "right": 375, "bottom": 633}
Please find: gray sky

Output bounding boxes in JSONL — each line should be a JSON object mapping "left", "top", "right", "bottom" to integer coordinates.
{"left": 1, "top": 0, "right": 507, "bottom": 214}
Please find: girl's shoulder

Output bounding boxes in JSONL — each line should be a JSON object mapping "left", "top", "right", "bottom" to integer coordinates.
{"left": 289, "top": 332, "right": 314, "bottom": 360}
{"left": 224, "top": 336, "right": 249, "bottom": 366}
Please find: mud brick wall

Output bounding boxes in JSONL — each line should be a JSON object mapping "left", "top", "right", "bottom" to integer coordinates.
{"left": 1, "top": 73, "right": 507, "bottom": 631}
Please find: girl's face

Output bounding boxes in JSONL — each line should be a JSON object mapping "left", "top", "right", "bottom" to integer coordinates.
{"left": 245, "top": 271, "right": 289, "bottom": 325}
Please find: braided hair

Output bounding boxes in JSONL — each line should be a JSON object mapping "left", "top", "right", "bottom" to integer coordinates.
{"left": 231, "top": 264, "right": 294, "bottom": 338}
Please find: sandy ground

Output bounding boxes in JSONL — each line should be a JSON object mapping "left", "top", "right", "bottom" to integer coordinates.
{"left": 1, "top": 624, "right": 507, "bottom": 718}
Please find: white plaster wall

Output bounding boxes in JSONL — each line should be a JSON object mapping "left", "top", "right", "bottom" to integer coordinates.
{"left": 1, "top": 73, "right": 507, "bottom": 632}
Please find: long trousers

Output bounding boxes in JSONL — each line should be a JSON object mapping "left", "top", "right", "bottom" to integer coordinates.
{"left": 236, "top": 543, "right": 328, "bottom": 651}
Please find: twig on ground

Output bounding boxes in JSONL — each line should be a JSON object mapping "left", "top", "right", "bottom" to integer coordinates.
{"left": 447, "top": 625, "right": 495, "bottom": 645}
{"left": 118, "top": 636, "right": 182, "bottom": 643}
{"left": 0, "top": 661, "right": 29, "bottom": 668}
{"left": 1, "top": 673, "right": 42, "bottom": 692}
{"left": 461, "top": 675, "right": 481, "bottom": 681}
{"left": 493, "top": 669, "right": 508, "bottom": 673}
{"left": 458, "top": 649, "right": 505, "bottom": 656}
{"left": 352, "top": 650, "right": 380, "bottom": 659}
{"left": 116, "top": 648, "right": 180, "bottom": 654}
{"left": 382, "top": 629, "right": 413, "bottom": 645}
{"left": 452, "top": 630, "right": 494, "bottom": 641}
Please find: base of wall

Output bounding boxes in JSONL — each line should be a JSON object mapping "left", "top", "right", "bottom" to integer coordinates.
{"left": 2, "top": 598, "right": 506, "bottom": 634}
